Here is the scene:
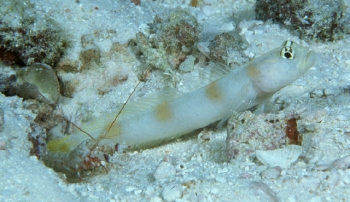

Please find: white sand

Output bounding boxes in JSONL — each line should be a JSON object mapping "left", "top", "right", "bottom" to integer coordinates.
{"left": 1, "top": 0, "right": 350, "bottom": 201}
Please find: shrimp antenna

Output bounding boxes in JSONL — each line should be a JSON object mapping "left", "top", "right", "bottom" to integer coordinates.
{"left": 64, "top": 117, "right": 96, "bottom": 141}
{"left": 65, "top": 69, "right": 150, "bottom": 141}
{"left": 103, "top": 69, "right": 151, "bottom": 138}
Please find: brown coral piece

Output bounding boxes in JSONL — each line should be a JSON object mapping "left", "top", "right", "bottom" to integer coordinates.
{"left": 131, "top": 0, "right": 140, "bottom": 5}
{"left": 286, "top": 118, "right": 301, "bottom": 145}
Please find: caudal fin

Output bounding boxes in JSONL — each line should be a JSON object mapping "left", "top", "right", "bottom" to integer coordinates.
{"left": 47, "top": 134, "right": 89, "bottom": 154}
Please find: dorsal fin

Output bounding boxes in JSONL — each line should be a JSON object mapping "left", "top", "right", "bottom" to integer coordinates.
{"left": 119, "top": 87, "right": 184, "bottom": 119}
{"left": 83, "top": 87, "right": 184, "bottom": 127}
{"left": 200, "top": 62, "right": 232, "bottom": 80}
{"left": 179, "top": 61, "right": 232, "bottom": 93}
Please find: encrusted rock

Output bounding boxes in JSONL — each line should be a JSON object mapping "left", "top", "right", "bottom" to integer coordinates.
{"left": 79, "top": 46, "right": 101, "bottom": 68}
{"left": 226, "top": 111, "right": 303, "bottom": 161}
{"left": 209, "top": 32, "right": 241, "bottom": 65}
{"left": 0, "top": 0, "right": 69, "bottom": 65}
{"left": 128, "top": 7, "right": 201, "bottom": 79}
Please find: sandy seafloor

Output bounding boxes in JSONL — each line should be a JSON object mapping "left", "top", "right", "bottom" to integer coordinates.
{"left": 1, "top": 0, "right": 350, "bottom": 201}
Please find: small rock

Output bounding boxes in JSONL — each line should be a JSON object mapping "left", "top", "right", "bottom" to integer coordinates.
{"left": 256, "top": 145, "right": 302, "bottom": 168}
{"left": 300, "top": 109, "right": 328, "bottom": 124}
{"left": 309, "top": 89, "right": 324, "bottom": 98}
{"left": 79, "top": 46, "right": 101, "bottom": 68}
{"left": 260, "top": 166, "right": 282, "bottom": 179}
{"left": 0, "top": 108, "right": 4, "bottom": 132}
{"left": 331, "top": 155, "right": 350, "bottom": 169}
{"left": 312, "top": 164, "right": 330, "bottom": 171}
{"left": 0, "top": 141, "right": 6, "bottom": 151}
{"left": 16, "top": 63, "right": 60, "bottom": 105}
{"left": 162, "top": 184, "right": 182, "bottom": 202}
{"left": 299, "top": 177, "right": 321, "bottom": 193}
{"left": 56, "top": 58, "right": 80, "bottom": 72}
{"left": 334, "top": 114, "right": 349, "bottom": 121}
{"left": 203, "top": 0, "right": 216, "bottom": 4}
{"left": 250, "top": 181, "right": 278, "bottom": 202}
{"left": 153, "top": 161, "right": 176, "bottom": 181}
{"left": 197, "top": 42, "right": 210, "bottom": 58}
{"left": 323, "top": 169, "right": 340, "bottom": 187}
{"left": 179, "top": 55, "right": 195, "bottom": 72}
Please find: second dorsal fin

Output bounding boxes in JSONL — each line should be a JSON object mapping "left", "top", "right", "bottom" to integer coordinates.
{"left": 118, "top": 87, "right": 184, "bottom": 119}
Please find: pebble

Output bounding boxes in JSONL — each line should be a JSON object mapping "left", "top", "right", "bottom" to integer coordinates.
{"left": 312, "top": 164, "right": 330, "bottom": 171}
{"left": 162, "top": 184, "right": 182, "bottom": 202}
{"left": 153, "top": 161, "right": 176, "bottom": 181}
{"left": 308, "top": 196, "right": 323, "bottom": 202}
{"left": 323, "top": 169, "right": 340, "bottom": 187}
{"left": 345, "top": 60, "right": 350, "bottom": 66}
{"left": 203, "top": 0, "right": 216, "bottom": 4}
{"left": 0, "top": 141, "right": 6, "bottom": 151}
{"left": 0, "top": 108, "right": 4, "bottom": 132}
{"left": 16, "top": 63, "right": 60, "bottom": 105}
{"left": 260, "top": 166, "right": 282, "bottom": 179}
{"left": 301, "top": 109, "right": 328, "bottom": 124}
{"left": 299, "top": 177, "right": 321, "bottom": 192}
{"left": 323, "top": 87, "right": 340, "bottom": 96}
{"left": 0, "top": 149, "right": 9, "bottom": 161}
{"left": 250, "top": 182, "right": 278, "bottom": 202}
{"left": 334, "top": 114, "right": 349, "bottom": 121}
{"left": 196, "top": 42, "right": 210, "bottom": 58}
{"left": 179, "top": 55, "right": 195, "bottom": 72}
{"left": 202, "top": 5, "right": 218, "bottom": 16}
{"left": 256, "top": 145, "right": 302, "bottom": 168}
{"left": 331, "top": 155, "right": 350, "bottom": 169}
{"left": 309, "top": 89, "right": 323, "bottom": 98}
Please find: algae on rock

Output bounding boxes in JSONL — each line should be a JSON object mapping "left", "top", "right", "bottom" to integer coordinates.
{"left": 255, "top": 0, "right": 350, "bottom": 41}
{"left": 0, "top": 0, "right": 69, "bottom": 66}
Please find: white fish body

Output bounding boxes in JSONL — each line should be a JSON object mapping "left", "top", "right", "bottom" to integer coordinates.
{"left": 44, "top": 40, "right": 316, "bottom": 175}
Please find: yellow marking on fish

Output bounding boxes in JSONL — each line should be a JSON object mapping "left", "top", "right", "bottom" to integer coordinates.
{"left": 247, "top": 64, "right": 260, "bottom": 79}
{"left": 155, "top": 102, "right": 172, "bottom": 121}
{"left": 47, "top": 136, "right": 70, "bottom": 152}
{"left": 205, "top": 81, "right": 222, "bottom": 101}
{"left": 247, "top": 58, "right": 280, "bottom": 79}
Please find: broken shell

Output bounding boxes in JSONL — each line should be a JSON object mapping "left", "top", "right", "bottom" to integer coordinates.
{"left": 256, "top": 145, "right": 302, "bottom": 168}
{"left": 16, "top": 63, "right": 60, "bottom": 105}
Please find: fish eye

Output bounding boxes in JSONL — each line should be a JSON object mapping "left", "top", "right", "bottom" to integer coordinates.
{"left": 283, "top": 51, "right": 293, "bottom": 59}
{"left": 280, "top": 41, "right": 295, "bottom": 60}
